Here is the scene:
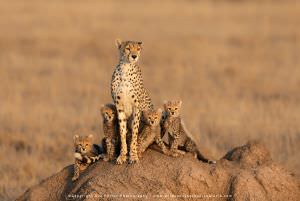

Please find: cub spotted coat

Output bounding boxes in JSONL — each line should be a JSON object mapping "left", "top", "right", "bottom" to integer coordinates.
{"left": 163, "top": 101, "right": 216, "bottom": 164}
{"left": 137, "top": 109, "right": 169, "bottom": 157}
{"left": 72, "top": 135, "right": 103, "bottom": 181}
{"left": 100, "top": 104, "right": 119, "bottom": 161}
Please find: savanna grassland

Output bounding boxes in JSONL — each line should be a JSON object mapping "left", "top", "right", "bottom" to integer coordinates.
{"left": 0, "top": 0, "right": 299, "bottom": 200}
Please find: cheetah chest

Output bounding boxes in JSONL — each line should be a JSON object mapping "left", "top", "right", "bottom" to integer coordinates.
{"left": 113, "top": 64, "right": 138, "bottom": 117}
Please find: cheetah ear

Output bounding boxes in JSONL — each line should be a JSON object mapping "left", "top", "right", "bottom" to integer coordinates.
{"left": 115, "top": 39, "right": 122, "bottom": 49}
{"left": 137, "top": 41, "right": 143, "bottom": 46}
{"left": 163, "top": 100, "right": 169, "bottom": 109}
{"left": 88, "top": 134, "right": 93, "bottom": 139}
{"left": 163, "top": 100, "right": 167, "bottom": 110}
{"left": 73, "top": 135, "right": 79, "bottom": 142}
{"left": 100, "top": 104, "right": 105, "bottom": 113}
{"left": 142, "top": 110, "right": 149, "bottom": 118}
{"left": 157, "top": 108, "right": 162, "bottom": 114}
{"left": 178, "top": 100, "right": 182, "bottom": 106}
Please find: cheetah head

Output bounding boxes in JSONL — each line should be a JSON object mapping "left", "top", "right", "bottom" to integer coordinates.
{"left": 73, "top": 134, "right": 94, "bottom": 154}
{"left": 100, "top": 104, "right": 117, "bottom": 123}
{"left": 115, "top": 39, "right": 142, "bottom": 63}
{"left": 143, "top": 108, "right": 162, "bottom": 127}
{"left": 163, "top": 100, "right": 182, "bottom": 117}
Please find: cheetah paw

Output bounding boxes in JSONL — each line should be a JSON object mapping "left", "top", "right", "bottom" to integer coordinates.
{"left": 116, "top": 155, "right": 126, "bottom": 165}
{"left": 103, "top": 156, "right": 110, "bottom": 162}
{"left": 129, "top": 158, "right": 139, "bottom": 164}
{"left": 171, "top": 152, "right": 180, "bottom": 157}
{"left": 170, "top": 150, "right": 185, "bottom": 157}
{"left": 129, "top": 154, "right": 139, "bottom": 164}
{"left": 175, "top": 150, "right": 186, "bottom": 155}
{"left": 208, "top": 160, "right": 217, "bottom": 164}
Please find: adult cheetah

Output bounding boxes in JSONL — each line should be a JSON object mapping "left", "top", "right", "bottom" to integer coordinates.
{"left": 111, "top": 39, "right": 153, "bottom": 164}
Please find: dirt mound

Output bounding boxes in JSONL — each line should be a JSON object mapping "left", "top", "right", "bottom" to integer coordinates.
{"left": 17, "top": 142, "right": 299, "bottom": 201}
{"left": 223, "top": 140, "right": 272, "bottom": 167}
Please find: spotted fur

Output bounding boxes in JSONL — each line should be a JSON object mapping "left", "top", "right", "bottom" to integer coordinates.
{"left": 72, "top": 134, "right": 103, "bottom": 181}
{"left": 100, "top": 104, "right": 120, "bottom": 161}
{"left": 163, "top": 101, "right": 216, "bottom": 164}
{"left": 111, "top": 39, "right": 153, "bottom": 164}
{"left": 137, "top": 109, "right": 170, "bottom": 158}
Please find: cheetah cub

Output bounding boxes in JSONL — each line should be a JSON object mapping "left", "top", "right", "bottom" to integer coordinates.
{"left": 163, "top": 100, "right": 216, "bottom": 164}
{"left": 137, "top": 108, "right": 170, "bottom": 158}
{"left": 72, "top": 134, "right": 103, "bottom": 181}
{"left": 100, "top": 104, "right": 120, "bottom": 162}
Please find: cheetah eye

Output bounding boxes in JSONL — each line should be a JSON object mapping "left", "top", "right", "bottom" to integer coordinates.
{"left": 126, "top": 47, "right": 130, "bottom": 51}
{"left": 175, "top": 108, "right": 178, "bottom": 110}
{"left": 137, "top": 47, "right": 141, "bottom": 51}
{"left": 168, "top": 108, "right": 171, "bottom": 110}
{"left": 86, "top": 144, "right": 89, "bottom": 146}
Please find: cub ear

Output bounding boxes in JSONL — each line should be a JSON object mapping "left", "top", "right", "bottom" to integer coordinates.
{"left": 142, "top": 110, "right": 149, "bottom": 118}
{"left": 137, "top": 41, "right": 143, "bottom": 46}
{"left": 157, "top": 108, "right": 162, "bottom": 114}
{"left": 73, "top": 135, "right": 79, "bottom": 142}
{"left": 177, "top": 100, "right": 182, "bottom": 107}
{"left": 88, "top": 134, "right": 94, "bottom": 139}
{"left": 100, "top": 104, "right": 105, "bottom": 113}
{"left": 163, "top": 100, "right": 169, "bottom": 109}
{"left": 115, "top": 38, "right": 122, "bottom": 49}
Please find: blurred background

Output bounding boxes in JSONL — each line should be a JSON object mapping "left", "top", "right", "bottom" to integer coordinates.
{"left": 0, "top": 0, "right": 299, "bottom": 200}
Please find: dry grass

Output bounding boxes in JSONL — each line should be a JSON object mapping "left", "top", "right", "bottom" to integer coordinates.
{"left": 0, "top": 0, "right": 299, "bottom": 200}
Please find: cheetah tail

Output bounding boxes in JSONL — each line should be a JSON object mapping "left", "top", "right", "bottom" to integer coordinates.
{"left": 196, "top": 150, "right": 216, "bottom": 164}
{"left": 89, "top": 154, "right": 104, "bottom": 163}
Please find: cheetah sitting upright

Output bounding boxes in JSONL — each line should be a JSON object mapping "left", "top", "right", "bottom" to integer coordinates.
{"left": 163, "top": 100, "right": 216, "bottom": 164}
{"left": 100, "top": 104, "right": 119, "bottom": 162}
{"left": 137, "top": 108, "right": 170, "bottom": 158}
{"left": 111, "top": 39, "right": 153, "bottom": 164}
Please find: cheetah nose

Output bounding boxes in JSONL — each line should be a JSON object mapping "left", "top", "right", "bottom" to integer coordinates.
{"left": 151, "top": 121, "right": 154, "bottom": 124}
{"left": 132, "top": 55, "right": 137, "bottom": 59}
{"left": 171, "top": 112, "right": 175, "bottom": 115}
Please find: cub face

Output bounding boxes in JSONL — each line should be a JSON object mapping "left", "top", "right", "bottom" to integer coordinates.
{"left": 100, "top": 104, "right": 116, "bottom": 122}
{"left": 143, "top": 108, "right": 162, "bottom": 127}
{"left": 73, "top": 134, "right": 93, "bottom": 154}
{"left": 115, "top": 39, "right": 142, "bottom": 63}
{"left": 164, "top": 100, "right": 182, "bottom": 117}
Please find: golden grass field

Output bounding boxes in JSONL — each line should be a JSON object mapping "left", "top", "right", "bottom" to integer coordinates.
{"left": 0, "top": 0, "right": 299, "bottom": 200}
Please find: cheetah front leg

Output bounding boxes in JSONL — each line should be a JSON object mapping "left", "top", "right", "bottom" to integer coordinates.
{"left": 116, "top": 110, "right": 128, "bottom": 165}
{"left": 129, "top": 108, "right": 141, "bottom": 163}
{"left": 72, "top": 160, "right": 81, "bottom": 181}
{"left": 155, "top": 132, "right": 170, "bottom": 155}
{"left": 103, "top": 137, "right": 113, "bottom": 162}
{"left": 169, "top": 132, "right": 185, "bottom": 157}
{"left": 137, "top": 132, "right": 147, "bottom": 158}
{"left": 109, "top": 138, "right": 116, "bottom": 160}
